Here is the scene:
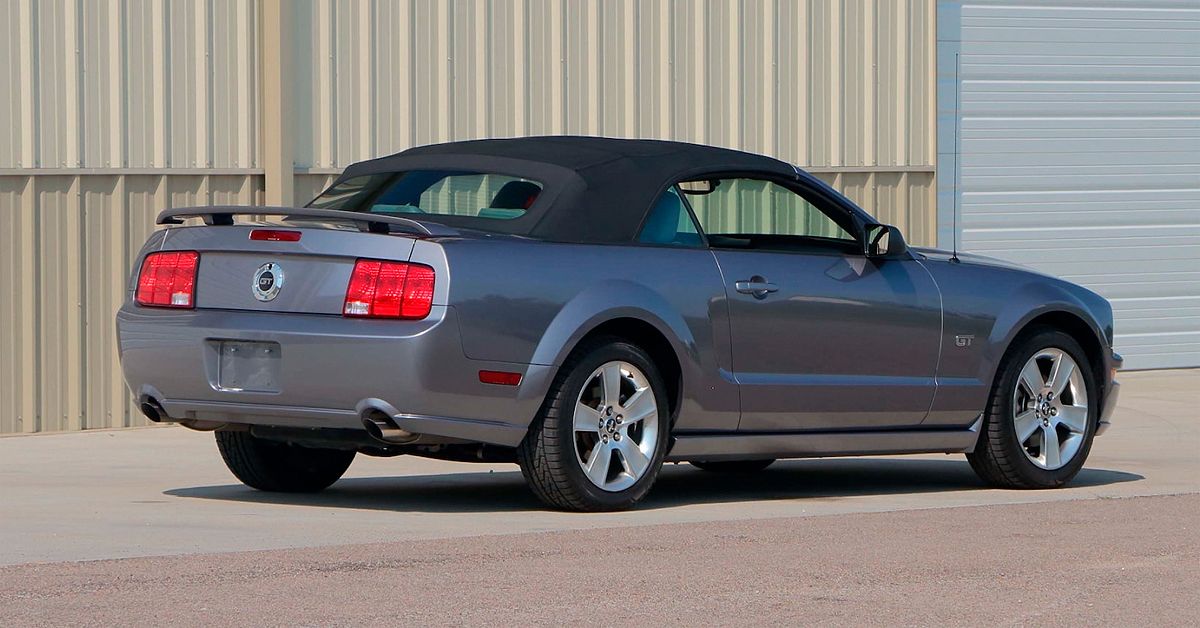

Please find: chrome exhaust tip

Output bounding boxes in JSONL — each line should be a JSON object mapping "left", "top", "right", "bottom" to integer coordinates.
{"left": 140, "top": 399, "right": 166, "bottom": 423}
{"left": 361, "top": 411, "right": 418, "bottom": 444}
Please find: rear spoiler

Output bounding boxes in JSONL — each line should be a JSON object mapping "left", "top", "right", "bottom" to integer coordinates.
{"left": 156, "top": 206, "right": 458, "bottom": 237}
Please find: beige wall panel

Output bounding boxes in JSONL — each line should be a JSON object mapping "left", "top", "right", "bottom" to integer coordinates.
{"left": 1, "top": 0, "right": 258, "bottom": 170}
{"left": 0, "top": 174, "right": 262, "bottom": 434}
{"left": 292, "top": 0, "right": 936, "bottom": 173}
{"left": 31, "top": 176, "right": 85, "bottom": 432}
{"left": 210, "top": 0, "right": 260, "bottom": 170}
{"left": 810, "top": 171, "right": 935, "bottom": 246}
{"left": 32, "top": 1, "right": 80, "bottom": 169}
{"left": 81, "top": 175, "right": 129, "bottom": 429}
{"left": 0, "top": 177, "right": 38, "bottom": 434}
{"left": 906, "top": 0, "right": 936, "bottom": 167}
{"left": 0, "top": 1, "right": 23, "bottom": 169}
{"left": 123, "top": 0, "right": 167, "bottom": 167}
{"left": 124, "top": 175, "right": 170, "bottom": 253}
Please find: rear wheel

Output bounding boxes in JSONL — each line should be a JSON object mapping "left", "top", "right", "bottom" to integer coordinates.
{"left": 215, "top": 430, "right": 355, "bottom": 492}
{"left": 689, "top": 459, "right": 775, "bottom": 473}
{"left": 967, "top": 328, "right": 1097, "bottom": 489}
{"left": 517, "top": 338, "right": 671, "bottom": 511}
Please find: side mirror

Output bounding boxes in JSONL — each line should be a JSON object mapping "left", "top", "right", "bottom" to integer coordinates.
{"left": 863, "top": 224, "right": 908, "bottom": 258}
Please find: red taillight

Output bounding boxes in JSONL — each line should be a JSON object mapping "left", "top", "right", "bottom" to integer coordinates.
{"left": 249, "top": 229, "right": 302, "bottom": 242}
{"left": 343, "top": 259, "right": 436, "bottom": 319}
{"left": 135, "top": 251, "right": 200, "bottom": 308}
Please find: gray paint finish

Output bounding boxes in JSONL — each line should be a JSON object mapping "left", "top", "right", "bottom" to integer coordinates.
{"left": 937, "top": 0, "right": 1200, "bottom": 370}
{"left": 713, "top": 249, "right": 942, "bottom": 431}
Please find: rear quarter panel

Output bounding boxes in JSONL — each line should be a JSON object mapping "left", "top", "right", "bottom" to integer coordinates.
{"left": 441, "top": 239, "right": 740, "bottom": 431}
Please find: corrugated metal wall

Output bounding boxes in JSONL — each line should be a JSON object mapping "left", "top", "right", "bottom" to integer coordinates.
{"left": 0, "top": 0, "right": 264, "bottom": 434}
{"left": 937, "top": 0, "right": 1200, "bottom": 370}
{"left": 0, "top": 0, "right": 936, "bottom": 434}
{"left": 0, "top": 0, "right": 260, "bottom": 169}
{"left": 0, "top": 174, "right": 264, "bottom": 434}
{"left": 291, "top": 0, "right": 935, "bottom": 169}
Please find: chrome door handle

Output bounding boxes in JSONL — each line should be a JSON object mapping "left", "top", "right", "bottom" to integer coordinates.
{"left": 735, "top": 278, "right": 778, "bottom": 299}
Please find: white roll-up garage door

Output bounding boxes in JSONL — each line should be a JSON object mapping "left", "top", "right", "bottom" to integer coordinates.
{"left": 937, "top": 1, "right": 1200, "bottom": 370}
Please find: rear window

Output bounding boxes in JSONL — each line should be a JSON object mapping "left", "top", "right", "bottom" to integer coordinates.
{"left": 308, "top": 170, "right": 543, "bottom": 223}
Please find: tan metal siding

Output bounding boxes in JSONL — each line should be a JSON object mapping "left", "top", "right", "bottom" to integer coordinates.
{"left": 0, "top": 0, "right": 935, "bottom": 434}
{"left": 1, "top": 0, "right": 259, "bottom": 170}
{"left": 0, "top": 174, "right": 264, "bottom": 433}
{"left": 813, "top": 171, "right": 936, "bottom": 244}
{"left": 0, "top": 0, "right": 263, "bottom": 433}
{"left": 292, "top": 0, "right": 935, "bottom": 174}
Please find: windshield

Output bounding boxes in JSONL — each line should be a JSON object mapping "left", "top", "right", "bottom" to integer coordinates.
{"left": 308, "top": 170, "right": 544, "bottom": 227}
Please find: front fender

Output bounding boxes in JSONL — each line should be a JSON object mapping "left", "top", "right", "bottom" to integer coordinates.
{"left": 982, "top": 279, "right": 1107, "bottom": 383}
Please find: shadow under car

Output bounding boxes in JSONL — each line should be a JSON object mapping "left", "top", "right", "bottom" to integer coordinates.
{"left": 164, "top": 457, "right": 1143, "bottom": 514}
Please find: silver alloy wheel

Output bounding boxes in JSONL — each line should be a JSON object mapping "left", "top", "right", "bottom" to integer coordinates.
{"left": 572, "top": 360, "right": 660, "bottom": 492}
{"left": 1012, "top": 348, "right": 1089, "bottom": 470}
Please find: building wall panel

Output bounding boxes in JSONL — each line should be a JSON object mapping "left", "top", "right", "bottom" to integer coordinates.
{"left": 0, "top": 177, "right": 39, "bottom": 435}
{"left": 291, "top": 0, "right": 936, "bottom": 176}
{"left": 1, "top": 0, "right": 259, "bottom": 169}
{"left": 0, "top": 174, "right": 263, "bottom": 433}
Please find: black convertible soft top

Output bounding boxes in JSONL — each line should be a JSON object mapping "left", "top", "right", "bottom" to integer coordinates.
{"left": 330, "top": 136, "right": 801, "bottom": 243}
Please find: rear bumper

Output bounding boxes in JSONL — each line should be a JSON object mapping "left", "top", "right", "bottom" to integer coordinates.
{"left": 148, "top": 398, "right": 528, "bottom": 445}
{"left": 117, "top": 304, "right": 552, "bottom": 446}
{"left": 1096, "top": 351, "right": 1123, "bottom": 436}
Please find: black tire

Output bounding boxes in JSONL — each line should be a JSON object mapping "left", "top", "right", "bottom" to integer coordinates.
{"left": 215, "top": 430, "right": 355, "bottom": 493}
{"left": 517, "top": 337, "right": 671, "bottom": 512}
{"left": 966, "top": 327, "right": 1098, "bottom": 489}
{"left": 689, "top": 459, "right": 775, "bottom": 473}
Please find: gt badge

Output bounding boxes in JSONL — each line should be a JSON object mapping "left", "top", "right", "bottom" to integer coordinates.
{"left": 252, "top": 262, "right": 284, "bottom": 302}
{"left": 955, "top": 335, "right": 974, "bottom": 348}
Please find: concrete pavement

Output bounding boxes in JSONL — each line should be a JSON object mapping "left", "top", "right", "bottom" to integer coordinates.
{"left": 1, "top": 369, "right": 1196, "bottom": 567}
{"left": 3, "top": 496, "right": 1198, "bottom": 626}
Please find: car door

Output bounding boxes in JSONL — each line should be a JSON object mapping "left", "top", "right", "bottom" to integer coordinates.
{"left": 683, "top": 176, "right": 942, "bottom": 432}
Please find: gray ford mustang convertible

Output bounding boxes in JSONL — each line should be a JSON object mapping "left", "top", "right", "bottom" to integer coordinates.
{"left": 117, "top": 136, "right": 1122, "bottom": 511}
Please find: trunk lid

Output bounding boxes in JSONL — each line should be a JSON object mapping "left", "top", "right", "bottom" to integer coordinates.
{"left": 157, "top": 224, "right": 419, "bottom": 315}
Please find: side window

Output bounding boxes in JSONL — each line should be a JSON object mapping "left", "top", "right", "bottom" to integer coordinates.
{"left": 417, "top": 174, "right": 541, "bottom": 218}
{"left": 637, "top": 186, "right": 703, "bottom": 247}
{"left": 684, "top": 178, "right": 856, "bottom": 249}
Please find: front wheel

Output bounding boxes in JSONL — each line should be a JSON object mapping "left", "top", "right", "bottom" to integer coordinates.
{"left": 215, "top": 430, "right": 356, "bottom": 493}
{"left": 967, "top": 328, "right": 1098, "bottom": 489}
{"left": 517, "top": 338, "right": 671, "bottom": 511}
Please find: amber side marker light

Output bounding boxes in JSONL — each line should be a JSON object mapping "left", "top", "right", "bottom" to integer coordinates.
{"left": 479, "top": 370, "right": 523, "bottom": 386}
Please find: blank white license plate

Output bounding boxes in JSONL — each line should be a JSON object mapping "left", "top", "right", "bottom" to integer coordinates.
{"left": 217, "top": 341, "right": 281, "bottom": 392}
